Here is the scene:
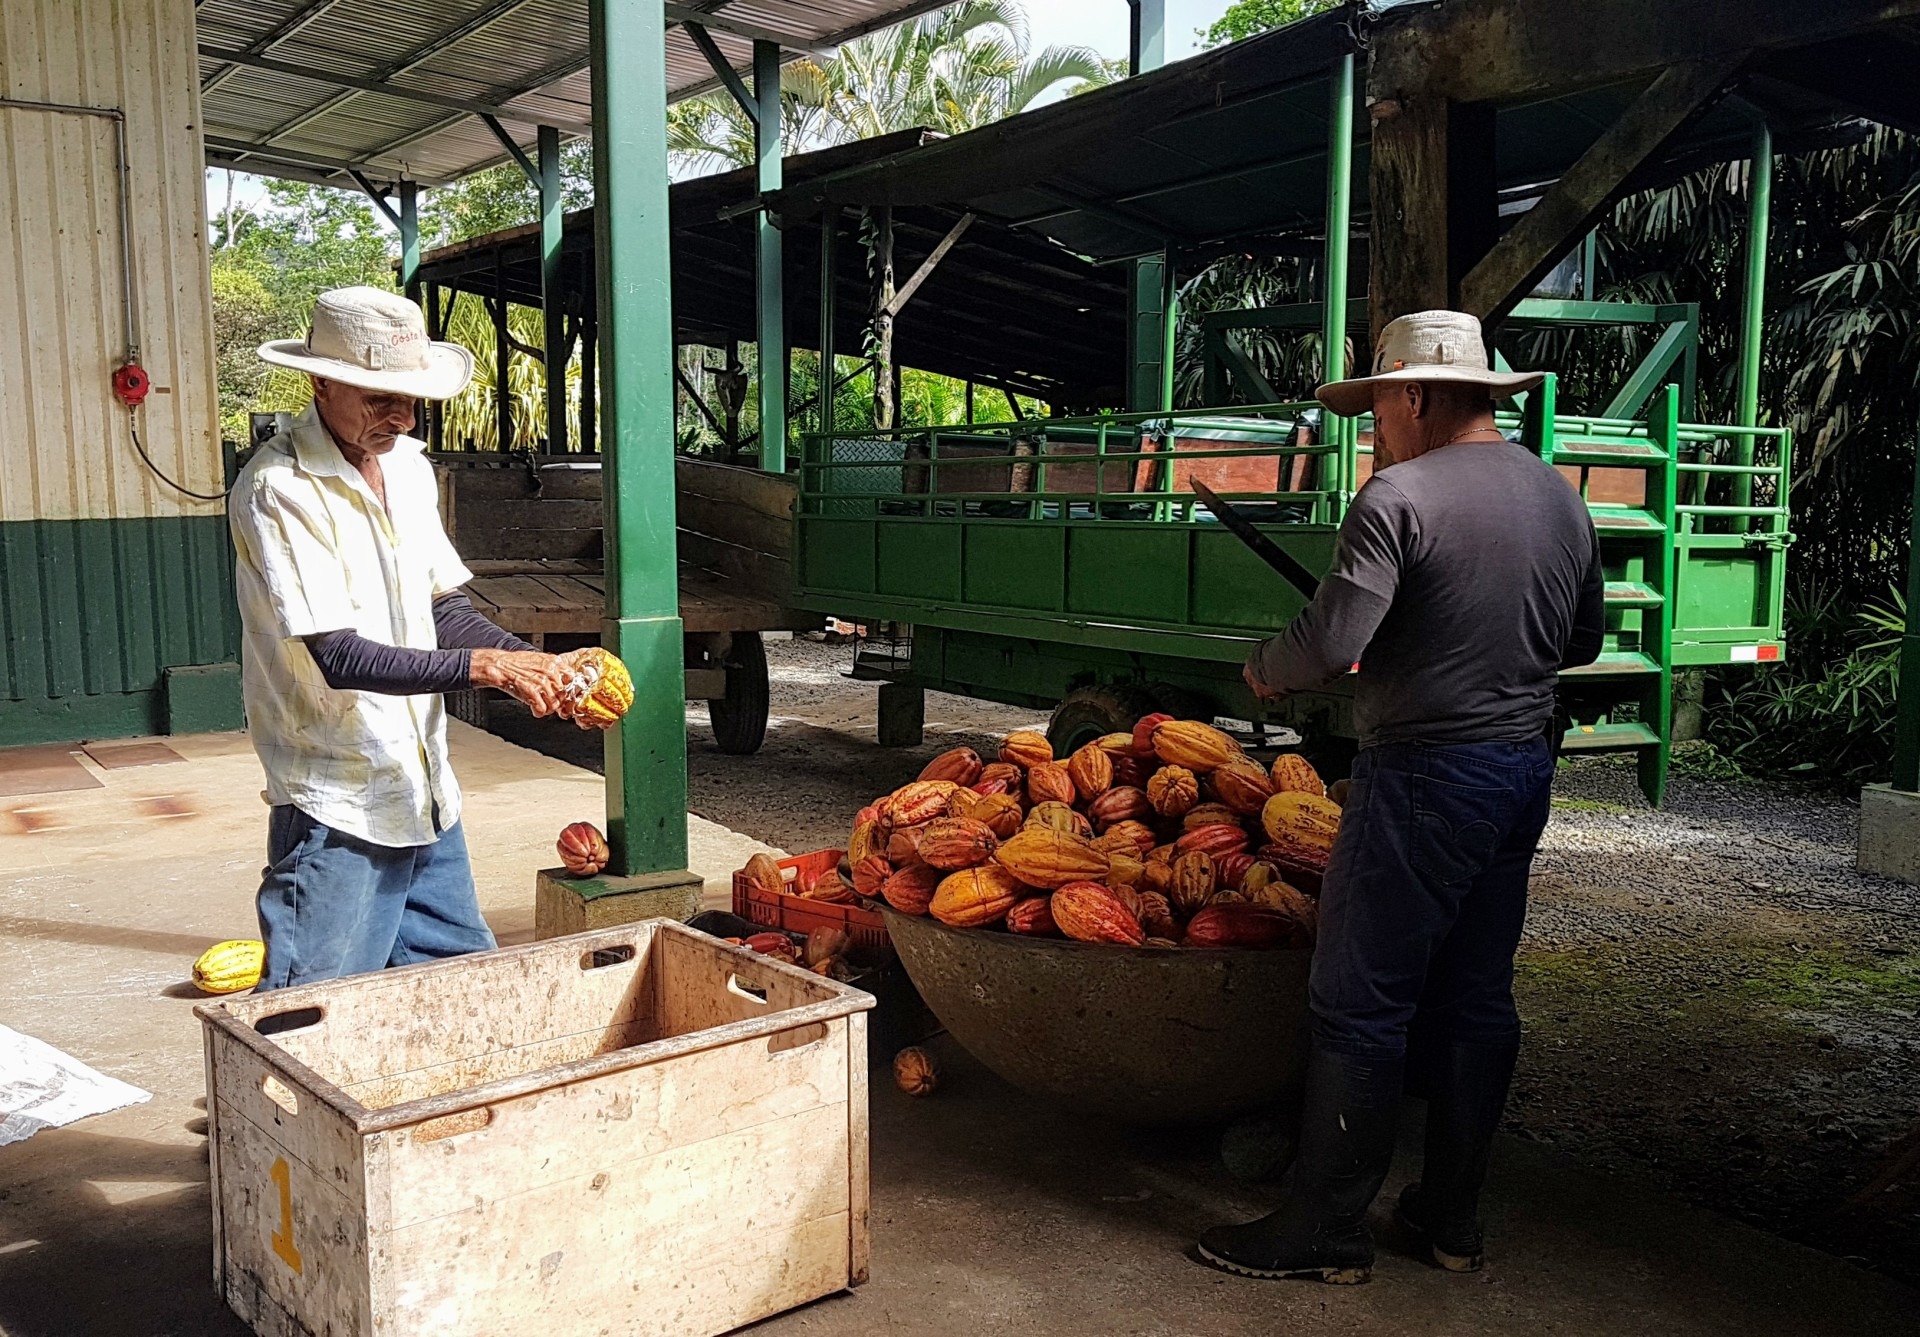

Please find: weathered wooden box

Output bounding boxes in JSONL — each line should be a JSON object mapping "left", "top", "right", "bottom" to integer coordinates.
{"left": 196, "top": 922, "right": 873, "bottom": 1337}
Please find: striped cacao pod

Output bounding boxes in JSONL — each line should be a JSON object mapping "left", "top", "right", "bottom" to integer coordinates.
{"left": 1135, "top": 891, "right": 1178, "bottom": 941}
{"left": 1260, "top": 791, "right": 1342, "bottom": 853}
{"left": 919, "top": 746, "right": 984, "bottom": 786}
{"left": 1088, "top": 785, "right": 1152, "bottom": 829}
{"left": 1146, "top": 765, "right": 1199, "bottom": 818}
{"left": 1106, "top": 853, "right": 1144, "bottom": 889}
{"left": 1151, "top": 719, "right": 1242, "bottom": 772}
{"left": 918, "top": 816, "right": 999, "bottom": 871}
{"left": 887, "top": 824, "right": 929, "bottom": 865}
{"left": 1270, "top": 752, "right": 1328, "bottom": 798}
{"left": 739, "top": 851, "right": 784, "bottom": 898}
{"left": 851, "top": 854, "right": 893, "bottom": 899}
{"left": 1210, "top": 760, "right": 1276, "bottom": 817}
{"left": 888, "top": 780, "right": 961, "bottom": 827}
{"left": 995, "top": 826, "right": 1110, "bottom": 890}
{"left": 1182, "top": 802, "right": 1244, "bottom": 832}
{"left": 847, "top": 818, "right": 886, "bottom": 867}
{"left": 1216, "top": 850, "right": 1256, "bottom": 890}
{"left": 1111, "top": 754, "right": 1148, "bottom": 789}
{"left": 953, "top": 790, "right": 1023, "bottom": 839}
{"left": 1176, "top": 823, "right": 1253, "bottom": 859}
{"left": 882, "top": 861, "right": 941, "bottom": 916}
{"left": 1170, "top": 850, "right": 1217, "bottom": 916}
{"left": 1067, "top": 743, "right": 1115, "bottom": 802}
{"left": 930, "top": 865, "right": 1024, "bottom": 928}
{"left": 1131, "top": 712, "right": 1173, "bottom": 756}
{"left": 1027, "top": 761, "right": 1076, "bottom": 807}
{"left": 192, "top": 939, "right": 264, "bottom": 995}
{"left": 1051, "top": 882, "right": 1145, "bottom": 945}
{"left": 1101, "top": 818, "right": 1158, "bottom": 857}
{"left": 894, "top": 1047, "right": 939, "bottom": 1095}
{"left": 1000, "top": 730, "right": 1054, "bottom": 768}
{"left": 558, "top": 821, "right": 613, "bottom": 877}
{"left": 804, "top": 873, "right": 856, "bottom": 904}
{"left": 1183, "top": 905, "right": 1299, "bottom": 950}
{"left": 1006, "top": 896, "right": 1060, "bottom": 936}
{"left": 1026, "top": 800, "right": 1092, "bottom": 838}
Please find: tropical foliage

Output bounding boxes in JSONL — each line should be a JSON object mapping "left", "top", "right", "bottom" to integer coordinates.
{"left": 1203, "top": 0, "right": 1341, "bottom": 47}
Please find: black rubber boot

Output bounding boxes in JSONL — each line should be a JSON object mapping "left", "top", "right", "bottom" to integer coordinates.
{"left": 1196, "top": 1044, "right": 1404, "bottom": 1284}
{"left": 1395, "top": 1037, "right": 1520, "bottom": 1272}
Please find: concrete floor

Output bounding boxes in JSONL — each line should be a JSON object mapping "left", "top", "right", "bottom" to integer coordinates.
{"left": 2, "top": 727, "right": 1916, "bottom": 1336}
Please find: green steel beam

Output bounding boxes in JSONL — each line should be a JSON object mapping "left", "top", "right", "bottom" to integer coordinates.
{"left": 398, "top": 179, "right": 420, "bottom": 297}
{"left": 1601, "top": 317, "right": 1694, "bottom": 420}
{"left": 755, "top": 38, "right": 786, "bottom": 472}
{"left": 591, "top": 0, "right": 690, "bottom": 877}
{"left": 1322, "top": 51, "right": 1355, "bottom": 491}
{"left": 1125, "top": 0, "right": 1166, "bottom": 413}
{"left": 1127, "top": 0, "right": 1165, "bottom": 75}
{"left": 684, "top": 21, "right": 758, "bottom": 123}
{"left": 819, "top": 207, "right": 838, "bottom": 433}
{"left": 538, "top": 124, "right": 567, "bottom": 452}
{"left": 1895, "top": 432, "right": 1920, "bottom": 792}
{"left": 1159, "top": 256, "right": 1178, "bottom": 412}
{"left": 1734, "top": 122, "right": 1772, "bottom": 509}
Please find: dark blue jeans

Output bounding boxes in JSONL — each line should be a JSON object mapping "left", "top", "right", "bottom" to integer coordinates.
{"left": 254, "top": 805, "right": 496, "bottom": 992}
{"left": 1308, "top": 739, "right": 1554, "bottom": 1062}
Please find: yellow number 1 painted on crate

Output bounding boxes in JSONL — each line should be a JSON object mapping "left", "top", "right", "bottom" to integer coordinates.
{"left": 269, "top": 1157, "right": 304, "bottom": 1275}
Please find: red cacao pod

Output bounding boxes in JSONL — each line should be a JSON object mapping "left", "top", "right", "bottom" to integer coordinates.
{"left": 1088, "top": 786, "right": 1153, "bottom": 829}
{"left": 979, "top": 761, "right": 1025, "bottom": 795}
{"left": 557, "top": 821, "right": 611, "bottom": 877}
{"left": 882, "top": 861, "right": 941, "bottom": 916}
{"left": 1182, "top": 905, "right": 1299, "bottom": 950}
{"left": 1131, "top": 712, "right": 1173, "bottom": 757}
{"left": 1216, "top": 850, "right": 1256, "bottom": 889}
{"left": 919, "top": 746, "right": 984, "bottom": 786}
{"left": 1051, "top": 881, "right": 1145, "bottom": 945}
{"left": 888, "top": 780, "right": 960, "bottom": 827}
{"left": 918, "top": 816, "right": 999, "bottom": 871}
{"left": 1111, "top": 754, "right": 1148, "bottom": 789}
{"left": 970, "top": 777, "right": 1011, "bottom": 798}
{"left": 851, "top": 854, "right": 892, "bottom": 899}
{"left": 1005, "top": 897, "right": 1059, "bottom": 936}
{"left": 1176, "top": 823, "right": 1253, "bottom": 859}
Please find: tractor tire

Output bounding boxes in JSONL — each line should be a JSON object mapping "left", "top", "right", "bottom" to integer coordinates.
{"left": 1047, "top": 684, "right": 1152, "bottom": 756}
{"left": 709, "top": 631, "right": 770, "bottom": 755}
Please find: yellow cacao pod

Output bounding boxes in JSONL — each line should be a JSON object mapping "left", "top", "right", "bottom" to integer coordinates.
{"left": 1146, "top": 765, "right": 1199, "bottom": 818}
{"left": 560, "top": 648, "right": 634, "bottom": 727}
{"left": 995, "top": 826, "right": 1110, "bottom": 890}
{"left": 847, "top": 818, "right": 885, "bottom": 867}
{"left": 1067, "top": 743, "right": 1115, "bottom": 802}
{"left": 954, "top": 790, "right": 1023, "bottom": 839}
{"left": 1170, "top": 850, "right": 1217, "bottom": 916}
{"left": 1209, "top": 759, "right": 1276, "bottom": 817}
{"left": 930, "top": 865, "right": 1024, "bottom": 928}
{"left": 1107, "top": 853, "right": 1145, "bottom": 889}
{"left": 1025, "top": 800, "right": 1092, "bottom": 838}
{"left": 192, "top": 939, "right": 264, "bottom": 995}
{"left": 1270, "top": 752, "right": 1327, "bottom": 798}
{"left": 1094, "top": 731, "right": 1137, "bottom": 757}
{"left": 1000, "top": 730, "right": 1054, "bottom": 768}
{"left": 1151, "top": 719, "right": 1242, "bottom": 772}
{"left": 1260, "top": 791, "right": 1343, "bottom": 854}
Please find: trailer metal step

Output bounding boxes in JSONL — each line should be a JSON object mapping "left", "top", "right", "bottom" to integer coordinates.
{"left": 1590, "top": 506, "right": 1666, "bottom": 534}
{"left": 1560, "top": 651, "right": 1662, "bottom": 678}
{"left": 1603, "top": 580, "right": 1663, "bottom": 607}
{"left": 1554, "top": 437, "right": 1667, "bottom": 467}
{"left": 1559, "top": 722, "right": 1663, "bottom": 752}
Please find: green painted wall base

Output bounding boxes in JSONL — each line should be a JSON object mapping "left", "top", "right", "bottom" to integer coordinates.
{"left": 0, "top": 689, "right": 159, "bottom": 747}
{"left": 166, "top": 663, "right": 244, "bottom": 733}
{"left": 533, "top": 867, "right": 704, "bottom": 939}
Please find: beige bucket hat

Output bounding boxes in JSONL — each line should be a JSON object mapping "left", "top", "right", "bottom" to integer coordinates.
{"left": 1316, "top": 309, "right": 1544, "bottom": 417}
{"left": 259, "top": 286, "right": 473, "bottom": 400}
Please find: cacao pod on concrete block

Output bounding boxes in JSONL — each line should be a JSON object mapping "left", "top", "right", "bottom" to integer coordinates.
{"left": 919, "top": 746, "right": 984, "bottom": 786}
{"left": 559, "top": 822, "right": 613, "bottom": 877}
{"left": 1183, "top": 904, "right": 1297, "bottom": 949}
{"left": 1005, "top": 897, "right": 1059, "bottom": 936}
{"left": 1067, "top": 743, "right": 1115, "bottom": 802}
{"left": 1027, "top": 761, "right": 1076, "bottom": 808}
{"left": 1147, "top": 765, "right": 1199, "bottom": 818}
{"left": 1051, "top": 882, "right": 1145, "bottom": 945}
{"left": 1170, "top": 850, "right": 1218, "bottom": 916}
{"left": 1176, "top": 823, "right": 1253, "bottom": 859}
{"left": 1210, "top": 760, "right": 1276, "bottom": 816}
{"left": 995, "top": 826, "right": 1110, "bottom": 889}
{"left": 888, "top": 780, "right": 961, "bottom": 827}
{"left": 852, "top": 854, "right": 893, "bottom": 899}
{"left": 930, "top": 865, "right": 1024, "bottom": 928}
{"left": 1182, "top": 802, "right": 1243, "bottom": 832}
{"left": 918, "top": 816, "right": 1000, "bottom": 871}
{"left": 1270, "top": 753, "right": 1328, "bottom": 798}
{"left": 1151, "top": 719, "right": 1242, "bottom": 772}
{"left": 1088, "top": 786, "right": 1152, "bottom": 829}
{"left": 1260, "top": 792, "right": 1342, "bottom": 853}
{"left": 882, "top": 861, "right": 941, "bottom": 916}
{"left": 1025, "top": 800, "right": 1093, "bottom": 838}
{"left": 1000, "top": 730, "right": 1054, "bottom": 768}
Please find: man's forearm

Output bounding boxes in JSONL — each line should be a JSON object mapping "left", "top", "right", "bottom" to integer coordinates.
{"left": 1250, "top": 578, "right": 1391, "bottom": 693}
{"left": 433, "top": 590, "right": 536, "bottom": 653}
{"left": 304, "top": 631, "right": 471, "bottom": 695}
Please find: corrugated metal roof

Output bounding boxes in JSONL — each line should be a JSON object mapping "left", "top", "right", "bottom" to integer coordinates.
{"left": 198, "top": 0, "right": 949, "bottom": 186}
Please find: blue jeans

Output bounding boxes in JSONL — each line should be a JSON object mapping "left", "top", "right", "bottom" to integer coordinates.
{"left": 1309, "top": 739, "right": 1554, "bottom": 1062}
{"left": 253, "top": 805, "right": 496, "bottom": 992}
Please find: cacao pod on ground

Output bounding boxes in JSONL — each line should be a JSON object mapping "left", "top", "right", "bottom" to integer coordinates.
{"left": 1051, "top": 881, "right": 1145, "bottom": 945}
{"left": 888, "top": 780, "right": 961, "bottom": 827}
{"left": 1026, "top": 761, "right": 1076, "bottom": 807}
{"left": 1270, "top": 752, "right": 1328, "bottom": 798}
{"left": 995, "top": 826, "right": 1110, "bottom": 890}
{"left": 1210, "top": 760, "right": 1276, "bottom": 817}
{"left": 1177, "top": 823, "right": 1253, "bottom": 859}
{"left": 919, "top": 746, "right": 984, "bottom": 786}
{"left": 1170, "top": 850, "right": 1217, "bottom": 916}
{"left": 1146, "top": 765, "right": 1199, "bottom": 818}
{"left": 894, "top": 1046, "right": 939, "bottom": 1096}
{"left": 918, "top": 816, "right": 1000, "bottom": 871}
{"left": 1183, "top": 904, "right": 1298, "bottom": 950}
{"left": 1151, "top": 719, "right": 1242, "bottom": 772}
{"left": 930, "top": 865, "right": 1024, "bottom": 928}
{"left": 1067, "top": 743, "right": 1115, "bottom": 802}
{"left": 882, "top": 861, "right": 941, "bottom": 916}
{"left": 1006, "top": 897, "right": 1059, "bottom": 936}
{"left": 1088, "top": 786, "right": 1152, "bottom": 829}
{"left": 559, "top": 822, "right": 613, "bottom": 877}
{"left": 1000, "top": 730, "right": 1054, "bottom": 769}
{"left": 192, "top": 939, "right": 264, "bottom": 995}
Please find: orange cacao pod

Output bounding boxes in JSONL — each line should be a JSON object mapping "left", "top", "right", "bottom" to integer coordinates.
{"left": 1095, "top": 731, "right": 1136, "bottom": 757}
{"left": 847, "top": 818, "right": 885, "bottom": 867}
{"left": 919, "top": 746, "right": 984, "bottom": 786}
{"left": 1183, "top": 904, "right": 1298, "bottom": 950}
{"left": 1027, "top": 761, "right": 1076, "bottom": 807}
{"left": 1025, "top": 800, "right": 1092, "bottom": 838}
{"left": 918, "top": 816, "right": 1000, "bottom": 871}
{"left": 1151, "top": 719, "right": 1242, "bottom": 772}
{"left": 1170, "top": 850, "right": 1217, "bottom": 916}
{"left": 1000, "top": 730, "right": 1054, "bottom": 768}
{"left": 805, "top": 873, "right": 856, "bottom": 904}
{"left": 558, "top": 821, "right": 612, "bottom": 877}
{"left": 894, "top": 1046, "right": 939, "bottom": 1096}
{"left": 1177, "top": 823, "right": 1252, "bottom": 859}
{"left": 955, "top": 790, "right": 1023, "bottom": 839}
{"left": 1106, "top": 853, "right": 1145, "bottom": 889}
{"left": 1216, "top": 850, "right": 1256, "bottom": 889}
{"left": 1005, "top": 896, "right": 1059, "bottom": 936}
{"left": 1182, "top": 802, "right": 1244, "bottom": 832}
{"left": 979, "top": 761, "right": 1025, "bottom": 795}
{"left": 1210, "top": 760, "right": 1276, "bottom": 817}
{"left": 887, "top": 824, "right": 929, "bottom": 865}
{"left": 930, "top": 864, "right": 1023, "bottom": 928}
{"left": 1109, "top": 884, "right": 1143, "bottom": 918}
{"left": 1102, "top": 818, "right": 1158, "bottom": 857}
{"left": 994, "top": 826, "right": 1110, "bottom": 890}
{"left": 1270, "top": 752, "right": 1327, "bottom": 798}
{"left": 1146, "top": 765, "right": 1199, "bottom": 818}
{"left": 1260, "top": 792, "right": 1342, "bottom": 853}
{"left": 1088, "top": 786, "right": 1152, "bottom": 829}
{"left": 1135, "top": 890, "right": 1178, "bottom": 941}
{"left": 1067, "top": 743, "right": 1115, "bottom": 802}
{"left": 1142, "top": 860, "right": 1174, "bottom": 896}
{"left": 888, "top": 780, "right": 960, "bottom": 826}
{"left": 851, "top": 854, "right": 893, "bottom": 899}
{"left": 1146, "top": 842, "right": 1178, "bottom": 866}
{"left": 882, "top": 861, "right": 941, "bottom": 916}
{"left": 1051, "top": 882, "right": 1145, "bottom": 945}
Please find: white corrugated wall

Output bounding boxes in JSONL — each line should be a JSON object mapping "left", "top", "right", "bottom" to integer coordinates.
{"left": 0, "top": 0, "right": 221, "bottom": 524}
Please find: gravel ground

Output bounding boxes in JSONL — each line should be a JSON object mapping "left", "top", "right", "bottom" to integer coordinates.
{"left": 488, "top": 634, "right": 1920, "bottom": 1284}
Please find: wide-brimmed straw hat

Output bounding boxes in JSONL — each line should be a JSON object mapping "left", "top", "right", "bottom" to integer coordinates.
{"left": 1316, "top": 309, "right": 1544, "bottom": 417}
{"left": 259, "top": 286, "right": 473, "bottom": 400}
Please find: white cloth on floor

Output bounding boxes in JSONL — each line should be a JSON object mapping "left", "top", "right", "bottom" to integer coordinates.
{"left": 0, "top": 1024, "right": 150, "bottom": 1147}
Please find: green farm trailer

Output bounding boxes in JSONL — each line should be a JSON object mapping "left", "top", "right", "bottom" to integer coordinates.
{"left": 793, "top": 381, "right": 1791, "bottom": 805}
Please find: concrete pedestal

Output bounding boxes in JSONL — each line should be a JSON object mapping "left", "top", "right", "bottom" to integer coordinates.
{"left": 534, "top": 866, "right": 706, "bottom": 938}
{"left": 1857, "top": 784, "right": 1920, "bottom": 883}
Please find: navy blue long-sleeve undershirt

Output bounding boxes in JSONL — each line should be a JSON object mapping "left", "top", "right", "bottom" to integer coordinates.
{"left": 301, "top": 592, "right": 536, "bottom": 695}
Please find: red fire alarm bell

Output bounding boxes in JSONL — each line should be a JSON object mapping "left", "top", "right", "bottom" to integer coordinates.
{"left": 112, "top": 362, "right": 151, "bottom": 407}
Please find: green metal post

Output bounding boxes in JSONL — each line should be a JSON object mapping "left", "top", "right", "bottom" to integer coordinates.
{"left": 819, "top": 207, "right": 837, "bottom": 434}
{"left": 1321, "top": 51, "right": 1354, "bottom": 492}
{"left": 538, "top": 125, "right": 567, "bottom": 452}
{"left": 755, "top": 39, "right": 786, "bottom": 472}
{"left": 398, "top": 180, "right": 420, "bottom": 298}
{"left": 591, "top": 0, "right": 691, "bottom": 877}
{"left": 1125, "top": 0, "right": 1165, "bottom": 413}
{"left": 1893, "top": 432, "right": 1920, "bottom": 791}
{"left": 1733, "top": 122, "right": 1772, "bottom": 510}
{"left": 1159, "top": 256, "right": 1178, "bottom": 412}
{"left": 1127, "top": 0, "right": 1164, "bottom": 74}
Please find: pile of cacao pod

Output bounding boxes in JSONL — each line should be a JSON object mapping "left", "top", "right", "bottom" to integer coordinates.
{"left": 740, "top": 850, "right": 856, "bottom": 905}
{"left": 725, "top": 923, "right": 858, "bottom": 982}
{"left": 843, "top": 715, "right": 1341, "bottom": 950}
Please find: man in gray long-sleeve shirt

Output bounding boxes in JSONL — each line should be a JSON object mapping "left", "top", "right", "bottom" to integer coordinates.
{"left": 1198, "top": 311, "right": 1605, "bottom": 1285}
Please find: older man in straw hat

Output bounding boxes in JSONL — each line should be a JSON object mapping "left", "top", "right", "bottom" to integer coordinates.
{"left": 1197, "top": 311, "right": 1605, "bottom": 1283}
{"left": 231, "top": 286, "right": 606, "bottom": 993}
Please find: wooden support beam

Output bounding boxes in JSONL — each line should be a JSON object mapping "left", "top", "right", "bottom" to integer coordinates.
{"left": 1459, "top": 56, "right": 1740, "bottom": 324}
{"left": 1366, "top": 94, "right": 1454, "bottom": 345}
{"left": 882, "top": 212, "right": 974, "bottom": 318}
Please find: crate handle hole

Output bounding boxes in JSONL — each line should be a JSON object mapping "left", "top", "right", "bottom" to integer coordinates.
{"left": 260, "top": 1074, "right": 299, "bottom": 1117}
{"left": 770, "top": 1021, "right": 828, "bottom": 1055}
{"left": 413, "top": 1107, "right": 492, "bottom": 1143}
{"left": 581, "top": 945, "right": 636, "bottom": 970}
{"left": 727, "top": 975, "right": 769, "bottom": 1005}
{"left": 255, "top": 1006, "right": 323, "bottom": 1037}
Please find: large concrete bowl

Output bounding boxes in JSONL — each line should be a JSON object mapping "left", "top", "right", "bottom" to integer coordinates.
{"left": 882, "top": 908, "right": 1312, "bottom": 1124}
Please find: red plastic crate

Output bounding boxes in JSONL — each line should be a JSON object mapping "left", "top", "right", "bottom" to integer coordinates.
{"left": 732, "top": 848, "right": 890, "bottom": 954}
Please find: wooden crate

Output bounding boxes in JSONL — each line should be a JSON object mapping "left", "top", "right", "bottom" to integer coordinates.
{"left": 196, "top": 922, "right": 874, "bottom": 1337}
